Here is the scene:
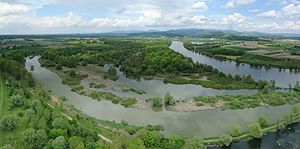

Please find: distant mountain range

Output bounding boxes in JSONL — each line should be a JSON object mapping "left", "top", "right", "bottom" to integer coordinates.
{"left": 1, "top": 28, "right": 300, "bottom": 40}
{"left": 103, "top": 28, "right": 300, "bottom": 40}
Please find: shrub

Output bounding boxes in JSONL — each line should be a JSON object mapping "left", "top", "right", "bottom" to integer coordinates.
{"left": 0, "top": 115, "right": 17, "bottom": 131}
{"left": 230, "top": 124, "right": 241, "bottom": 137}
{"left": 258, "top": 116, "right": 269, "bottom": 128}
{"left": 248, "top": 122, "right": 262, "bottom": 139}
{"left": 121, "top": 98, "right": 137, "bottom": 107}
{"left": 10, "top": 95, "right": 24, "bottom": 108}
{"left": 56, "top": 64, "right": 62, "bottom": 70}
{"left": 220, "top": 134, "right": 232, "bottom": 146}
{"left": 151, "top": 97, "right": 163, "bottom": 107}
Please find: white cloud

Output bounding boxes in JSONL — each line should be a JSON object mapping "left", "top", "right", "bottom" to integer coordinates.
{"left": 32, "top": 12, "right": 87, "bottom": 28}
{"left": 221, "top": 13, "right": 246, "bottom": 24}
{"left": 258, "top": 10, "right": 281, "bottom": 18}
{"left": 224, "top": 0, "right": 256, "bottom": 8}
{"left": 282, "top": 4, "right": 300, "bottom": 16}
{"left": 190, "top": 15, "right": 206, "bottom": 24}
{"left": 0, "top": 2, "right": 29, "bottom": 15}
{"left": 192, "top": 1, "right": 208, "bottom": 11}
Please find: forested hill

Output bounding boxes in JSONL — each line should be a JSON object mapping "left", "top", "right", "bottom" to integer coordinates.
{"left": 1, "top": 29, "right": 300, "bottom": 40}
{"left": 127, "top": 29, "right": 300, "bottom": 40}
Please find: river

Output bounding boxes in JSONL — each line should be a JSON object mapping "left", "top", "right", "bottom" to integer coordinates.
{"left": 24, "top": 41, "right": 300, "bottom": 148}
{"left": 170, "top": 41, "right": 300, "bottom": 88}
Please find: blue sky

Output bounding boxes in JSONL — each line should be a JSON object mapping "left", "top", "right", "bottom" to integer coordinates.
{"left": 0, "top": 0, "right": 300, "bottom": 34}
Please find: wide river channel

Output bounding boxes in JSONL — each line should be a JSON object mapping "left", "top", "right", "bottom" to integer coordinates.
{"left": 25, "top": 41, "right": 300, "bottom": 148}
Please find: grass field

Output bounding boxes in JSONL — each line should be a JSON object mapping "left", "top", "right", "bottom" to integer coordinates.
{"left": 0, "top": 76, "right": 9, "bottom": 146}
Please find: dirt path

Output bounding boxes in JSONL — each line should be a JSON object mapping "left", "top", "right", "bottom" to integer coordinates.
{"left": 46, "top": 103, "right": 113, "bottom": 143}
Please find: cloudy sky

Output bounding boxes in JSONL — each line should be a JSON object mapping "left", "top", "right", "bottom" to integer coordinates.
{"left": 0, "top": 0, "right": 300, "bottom": 34}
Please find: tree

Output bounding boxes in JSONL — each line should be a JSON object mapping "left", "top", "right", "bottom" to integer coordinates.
{"left": 230, "top": 124, "right": 241, "bottom": 137}
{"left": 68, "top": 136, "right": 85, "bottom": 149}
{"left": 219, "top": 134, "right": 232, "bottom": 146}
{"left": 56, "top": 64, "right": 62, "bottom": 70}
{"left": 52, "top": 118, "right": 67, "bottom": 129}
{"left": 10, "top": 95, "right": 24, "bottom": 108}
{"left": 164, "top": 135, "right": 185, "bottom": 149}
{"left": 138, "top": 130, "right": 162, "bottom": 148}
{"left": 0, "top": 115, "right": 17, "bottom": 131}
{"left": 49, "top": 129, "right": 67, "bottom": 139}
{"left": 258, "top": 116, "right": 269, "bottom": 128}
{"left": 164, "top": 92, "right": 175, "bottom": 106}
{"left": 21, "top": 128, "right": 48, "bottom": 149}
{"left": 152, "top": 97, "right": 163, "bottom": 107}
{"left": 184, "top": 136, "right": 205, "bottom": 149}
{"left": 248, "top": 122, "right": 262, "bottom": 139}
{"left": 106, "top": 65, "right": 119, "bottom": 81}
{"left": 52, "top": 136, "right": 67, "bottom": 149}
{"left": 112, "top": 134, "right": 146, "bottom": 149}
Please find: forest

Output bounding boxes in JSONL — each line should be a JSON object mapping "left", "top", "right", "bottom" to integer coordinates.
{"left": 39, "top": 37, "right": 264, "bottom": 90}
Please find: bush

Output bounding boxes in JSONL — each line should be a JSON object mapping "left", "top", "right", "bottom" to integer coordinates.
{"left": 0, "top": 115, "right": 17, "bottom": 131}
{"left": 52, "top": 136, "right": 67, "bottom": 149}
{"left": 121, "top": 98, "right": 137, "bottom": 107}
{"left": 248, "top": 122, "right": 262, "bottom": 139}
{"left": 21, "top": 128, "right": 48, "bottom": 149}
{"left": 220, "top": 134, "right": 232, "bottom": 146}
{"left": 230, "top": 124, "right": 241, "bottom": 137}
{"left": 56, "top": 64, "right": 62, "bottom": 70}
{"left": 10, "top": 95, "right": 24, "bottom": 108}
{"left": 151, "top": 97, "right": 163, "bottom": 107}
{"left": 164, "top": 92, "right": 175, "bottom": 106}
{"left": 258, "top": 116, "right": 269, "bottom": 128}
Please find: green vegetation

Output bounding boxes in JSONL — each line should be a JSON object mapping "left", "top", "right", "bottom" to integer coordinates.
{"left": 194, "top": 91, "right": 300, "bottom": 110}
{"left": 104, "top": 65, "right": 119, "bottom": 81}
{"left": 89, "top": 82, "right": 107, "bottom": 89}
{"left": 150, "top": 97, "right": 163, "bottom": 108}
{"left": 248, "top": 122, "right": 263, "bottom": 138}
{"left": 164, "top": 92, "right": 175, "bottom": 106}
{"left": 238, "top": 53, "right": 300, "bottom": 69}
{"left": 39, "top": 37, "right": 259, "bottom": 90}
{"left": 230, "top": 124, "right": 241, "bottom": 137}
{"left": 122, "top": 88, "right": 147, "bottom": 94}
{"left": 120, "top": 98, "right": 138, "bottom": 107}
{"left": 89, "top": 90, "right": 122, "bottom": 104}
{"left": 164, "top": 74, "right": 257, "bottom": 90}
{"left": 52, "top": 69, "right": 88, "bottom": 86}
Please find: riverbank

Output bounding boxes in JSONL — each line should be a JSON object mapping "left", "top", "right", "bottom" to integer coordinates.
{"left": 202, "top": 106, "right": 300, "bottom": 147}
{"left": 183, "top": 41, "right": 300, "bottom": 71}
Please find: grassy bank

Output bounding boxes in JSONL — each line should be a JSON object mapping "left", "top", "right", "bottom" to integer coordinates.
{"left": 202, "top": 107, "right": 300, "bottom": 147}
